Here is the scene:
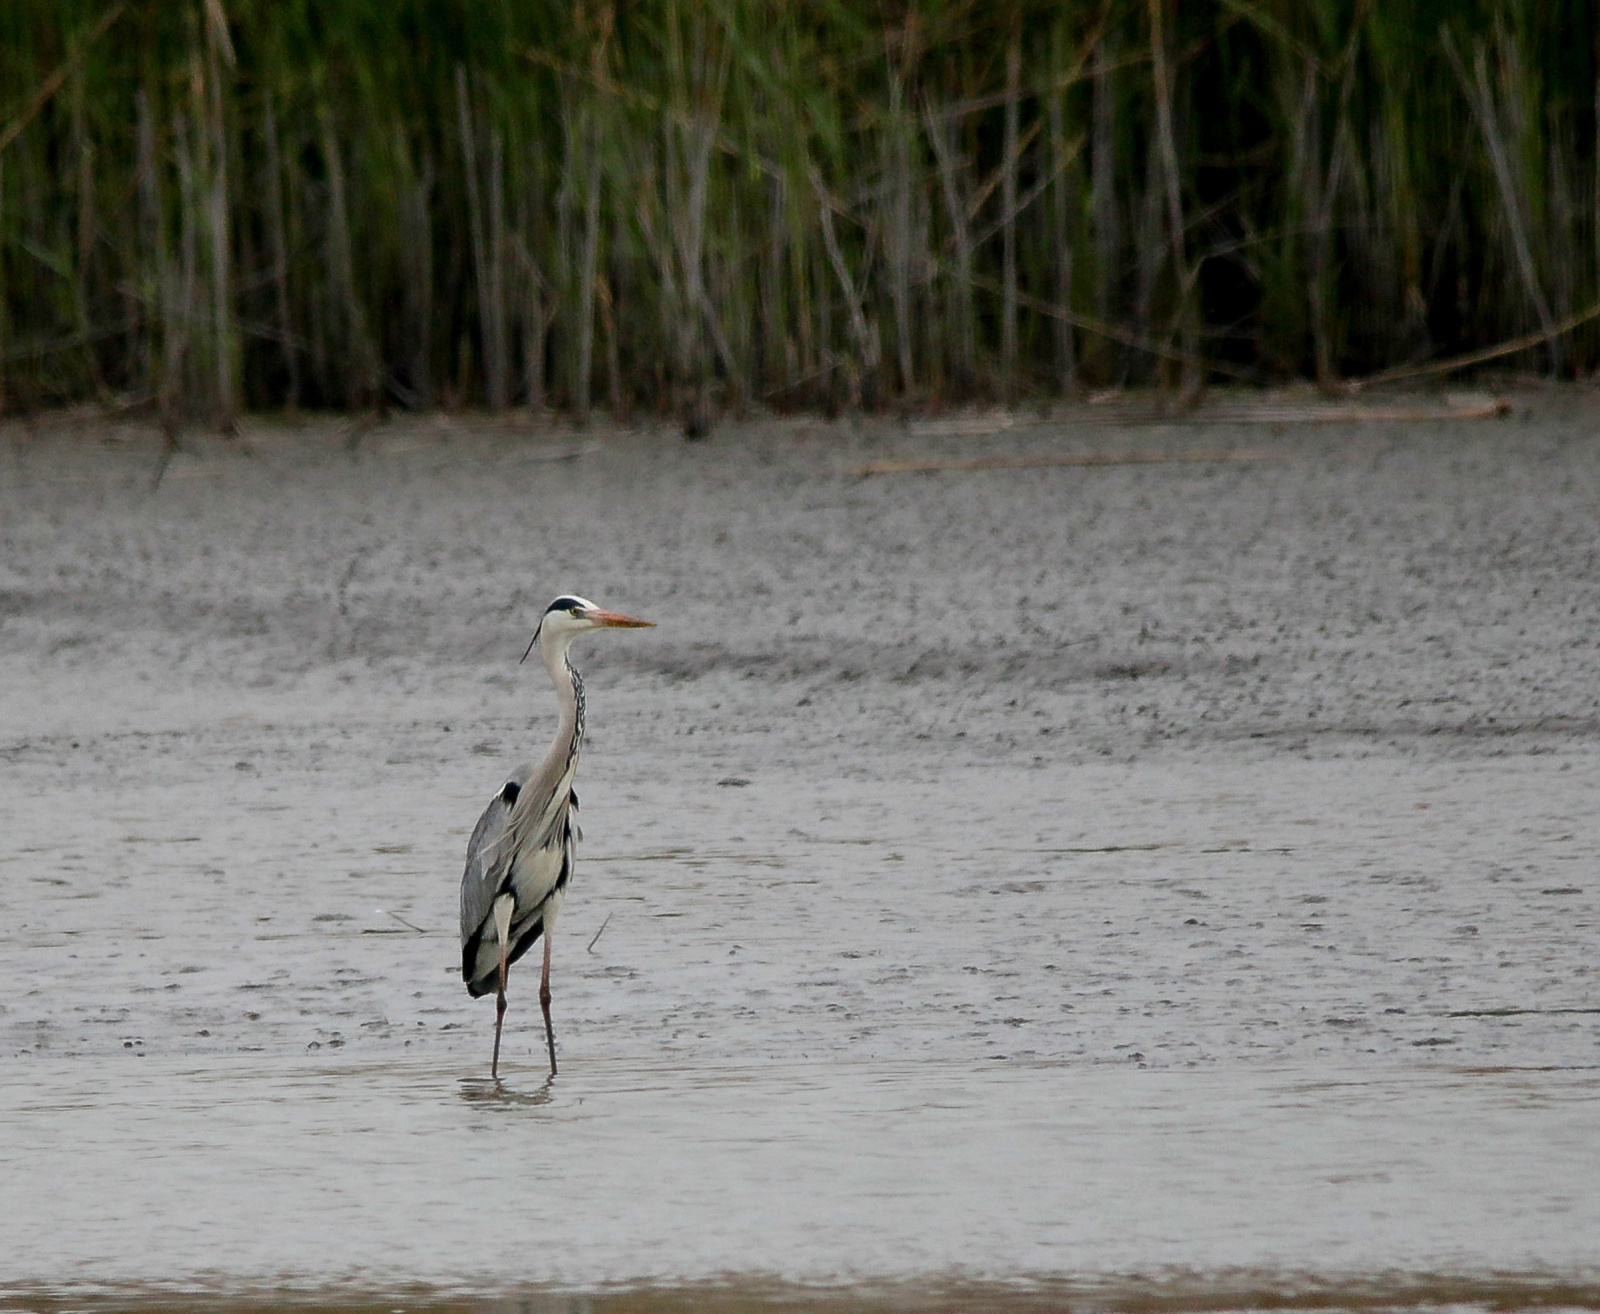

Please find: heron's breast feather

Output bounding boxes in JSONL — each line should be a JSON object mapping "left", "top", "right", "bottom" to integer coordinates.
{"left": 510, "top": 837, "right": 567, "bottom": 912}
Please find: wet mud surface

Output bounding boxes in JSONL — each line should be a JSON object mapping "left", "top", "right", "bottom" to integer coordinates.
{"left": 2, "top": 398, "right": 1598, "bottom": 1305}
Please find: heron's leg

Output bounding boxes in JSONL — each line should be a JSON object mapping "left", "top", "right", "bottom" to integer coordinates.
{"left": 490, "top": 894, "right": 514, "bottom": 1081}
{"left": 539, "top": 929, "right": 557, "bottom": 1076}
{"left": 491, "top": 941, "right": 509, "bottom": 1080}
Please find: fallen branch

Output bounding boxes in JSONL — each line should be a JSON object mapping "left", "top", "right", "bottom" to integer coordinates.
{"left": 972, "top": 269, "right": 1598, "bottom": 396}
{"left": 1189, "top": 397, "right": 1511, "bottom": 424}
{"left": 854, "top": 449, "right": 1282, "bottom": 476}
{"left": 1347, "top": 303, "right": 1600, "bottom": 389}
{"left": 378, "top": 908, "right": 428, "bottom": 934}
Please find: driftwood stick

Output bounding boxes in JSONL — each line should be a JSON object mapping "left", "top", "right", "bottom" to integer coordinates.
{"left": 855, "top": 398, "right": 1512, "bottom": 475}
{"left": 855, "top": 450, "right": 1283, "bottom": 476}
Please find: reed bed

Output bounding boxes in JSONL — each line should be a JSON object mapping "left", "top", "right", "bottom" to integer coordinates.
{"left": 1, "top": 0, "right": 1597, "bottom": 425}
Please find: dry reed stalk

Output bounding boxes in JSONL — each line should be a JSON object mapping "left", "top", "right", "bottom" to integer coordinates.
{"left": 1000, "top": 34, "right": 1021, "bottom": 403}
{"left": 1445, "top": 29, "right": 1563, "bottom": 374}
{"left": 512, "top": 226, "right": 547, "bottom": 413}
{"left": 815, "top": 243, "right": 835, "bottom": 410}
{"left": 165, "top": 109, "right": 199, "bottom": 429}
{"left": 1091, "top": 29, "right": 1118, "bottom": 347}
{"left": 262, "top": 92, "right": 300, "bottom": 408}
{"left": 456, "top": 69, "right": 507, "bottom": 409}
{"left": 575, "top": 109, "right": 601, "bottom": 424}
{"left": 667, "top": 30, "right": 725, "bottom": 433}
{"left": 1546, "top": 125, "right": 1576, "bottom": 327}
{"left": 598, "top": 271, "right": 622, "bottom": 413}
{"left": 1374, "top": 101, "right": 1426, "bottom": 355}
{"left": 813, "top": 169, "right": 879, "bottom": 407}
{"left": 886, "top": 62, "right": 915, "bottom": 396}
{"left": 205, "top": 23, "right": 237, "bottom": 423}
{"left": 297, "top": 136, "right": 328, "bottom": 399}
{"left": 1286, "top": 63, "right": 1320, "bottom": 379}
{"left": 319, "top": 107, "right": 375, "bottom": 406}
{"left": 1291, "top": 56, "right": 1353, "bottom": 393}
{"left": 925, "top": 99, "right": 974, "bottom": 388}
{"left": 408, "top": 160, "right": 436, "bottom": 409}
{"left": 554, "top": 72, "right": 577, "bottom": 402}
{"left": 1048, "top": 72, "right": 1077, "bottom": 396}
{"left": 185, "top": 44, "right": 212, "bottom": 408}
{"left": 1337, "top": 103, "right": 1380, "bottom": 351}
{"left": 697, "top": 266, "right": 741, "bottom": 409}
{"left": 761, "top": 169, "right": 790, "bottom": 392}
{"left": 1148, "top": 0, "right": 1198, "bottom": 401}
{"left": 455, "top": 69, "right": 485, "bottom": 362}
{"left": 69, "top": 68, "right": 105, "bottom": 397}
{"left": 486, "top": 129, "right": 509, "bottom": 410}
{"left": 634, "top": 161, "right": 678, "bottom": 385}
{"left": 1088, "top": 29, "right": 1126, "bottom": 384}
{"left": 1132, "top": 144, "right": 1163, "bottom": 382}
{"left": 761, "top": 169, "right": 786, "bottom": 391}
{"left": 971, "top": 126, "right": 1061, "bottom": 253}
{"left": 511, "top": 161, "right": 545, "bottom": 413}
{"left": 786, "top": 181, "right": 814, "bottom": 387}
{"left": 134, "top": 89, "right": 159, "bottom": 398}
{"left": 0, "top": 155, "right": 7, "bottom": 414}
{"left": 1318, "top": 103, "right": 1358, "bottom": 390}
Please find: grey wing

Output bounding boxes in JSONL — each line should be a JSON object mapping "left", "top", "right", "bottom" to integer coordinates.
{"left": 460, "top": 787, "right": 514, "bottom": 953}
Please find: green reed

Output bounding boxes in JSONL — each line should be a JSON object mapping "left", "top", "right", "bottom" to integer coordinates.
{"left": 1, "top": 0, "right": 1596, "bottom": 421}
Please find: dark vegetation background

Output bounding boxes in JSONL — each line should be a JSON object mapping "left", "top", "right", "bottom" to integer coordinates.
{"left": 2, "top": 0, "right": 1597, "bottom": 427}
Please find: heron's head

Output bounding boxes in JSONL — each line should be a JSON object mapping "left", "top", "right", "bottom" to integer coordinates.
{"left": 521, "top": 594, "right": 654, "bottom": 662}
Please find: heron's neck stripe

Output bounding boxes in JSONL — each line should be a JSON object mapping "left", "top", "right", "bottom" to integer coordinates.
{"left": 566, "top": 659, "right": 586, "bottom": 763}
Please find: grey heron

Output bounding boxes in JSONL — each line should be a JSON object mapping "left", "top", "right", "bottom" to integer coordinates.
{"left": 459, "top": 594, "right": 653, "bottom": 1078}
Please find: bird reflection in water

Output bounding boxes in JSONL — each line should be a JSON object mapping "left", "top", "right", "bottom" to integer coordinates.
{"left": 457, "top": 1073, "right": 556, "bottom": 1108}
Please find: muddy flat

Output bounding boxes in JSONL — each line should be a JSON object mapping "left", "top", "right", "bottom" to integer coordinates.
{"left": 1, "top": 398, "right": 1598, "bottom": 1309}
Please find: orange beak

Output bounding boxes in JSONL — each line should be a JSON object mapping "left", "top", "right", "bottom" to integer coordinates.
{"left": 587, "top": 609, "right": 655, "bottom": 628}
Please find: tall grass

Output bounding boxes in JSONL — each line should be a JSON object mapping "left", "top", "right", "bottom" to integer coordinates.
{"left": 1, "top": 0, "right": 1597, "bottom": 422}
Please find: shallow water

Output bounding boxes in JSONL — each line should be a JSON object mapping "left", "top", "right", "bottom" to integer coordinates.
{"left": 3, "top": 405, "right": 1600, "bottom": 1305}
{"left": 5, "top": 1053, "right": 1600, "bottom": 1296}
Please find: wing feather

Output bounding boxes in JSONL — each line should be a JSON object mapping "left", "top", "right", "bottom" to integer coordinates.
{"left": 459, "top": 770, "right": 581, "bottom": 992}
{"left": 459, "top": 791, "right": 512, "bottom": 963}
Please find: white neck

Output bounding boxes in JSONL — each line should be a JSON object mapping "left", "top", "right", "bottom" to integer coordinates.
{"left": 537, "top": 628, "right": 585, "bottom": 780}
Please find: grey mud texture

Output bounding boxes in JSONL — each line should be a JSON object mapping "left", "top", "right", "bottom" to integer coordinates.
{"left": 1, "top": 396, "right": 1597, "bottom": 1297}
